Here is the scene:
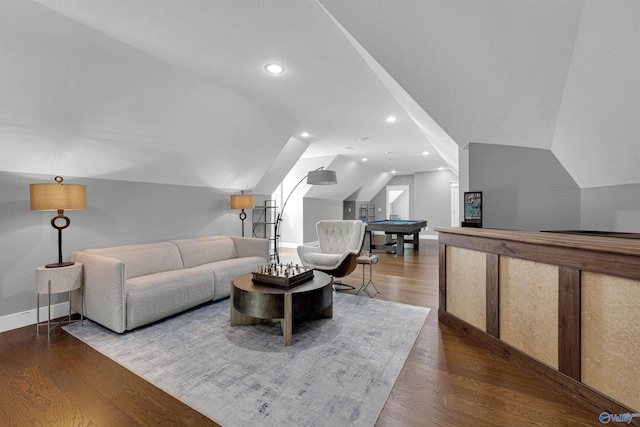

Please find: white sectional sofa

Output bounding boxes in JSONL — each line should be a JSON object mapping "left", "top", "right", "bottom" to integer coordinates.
{"left": 71, "top": 236, "right": 268, "bottom": 333}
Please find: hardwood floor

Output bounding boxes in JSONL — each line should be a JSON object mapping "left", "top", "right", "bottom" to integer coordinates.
{"left": 1, "top": 240, "right": 605, "bottom": 426}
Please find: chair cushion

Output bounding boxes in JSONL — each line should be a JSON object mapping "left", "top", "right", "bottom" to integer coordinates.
{"left": 303, "top": 252, "right": 341, "bottom": 267}
{"left": 317, "top": 220, "right": 365, "bottom": 253}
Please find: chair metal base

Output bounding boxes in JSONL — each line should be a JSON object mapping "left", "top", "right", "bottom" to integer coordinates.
{"left": 332, "top": 280, "right": 355, "bottom": 291}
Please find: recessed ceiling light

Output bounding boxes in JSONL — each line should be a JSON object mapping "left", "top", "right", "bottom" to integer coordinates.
{"left": 301, "top": 132, "right": 310, "bottom": 138}
{"left": 422, "top": 151, "right": 430, "bottom": 156}
{"left": 391, "top": 170, "right": 397, "bottom": 174}
{"left": 386, "top": 116, "right": 397, "bottom": 123}
{"left": 438, "top": 167, "right": 444, "bottom": 170}
{"left": 264, "top": 63, "right": 285, "bottom": 74}
{"left": 362, "top": 158, "right": 368, "bottom": 162}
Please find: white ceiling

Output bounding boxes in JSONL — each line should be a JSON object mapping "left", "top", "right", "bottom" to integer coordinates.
{"left": 321, "top": 0, "right": 639, "bottom": 188}
{"left": 1, "top": 0, "right": 638, "bottom": 194}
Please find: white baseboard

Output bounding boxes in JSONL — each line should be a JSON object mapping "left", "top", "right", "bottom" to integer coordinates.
{"left": 0, "top": 302, "right": 73, "bottom": 333}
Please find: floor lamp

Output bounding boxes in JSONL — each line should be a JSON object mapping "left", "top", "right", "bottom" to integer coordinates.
{"left": 274, "top": 167, "right": 337, "bottom": 263}
{"left": 230, "top": 190, "right": 254, "bottom": 237}
{"left": 30, "top": 176, "right": 87, "bottom": 268}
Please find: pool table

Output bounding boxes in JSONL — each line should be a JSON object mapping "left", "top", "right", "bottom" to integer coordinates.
{"left": 365, "top": 219, "right": 428, "bottom": 256}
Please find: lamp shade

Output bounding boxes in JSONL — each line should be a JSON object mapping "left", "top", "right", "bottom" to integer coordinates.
{"left": 307, "top": 169, "right": 337, "bottom": 185}
{"left": 30, "top": 181, "right": 87, "bottom": 211}
{"left": 230, "top": 193, "right": 255, "bottom": 210}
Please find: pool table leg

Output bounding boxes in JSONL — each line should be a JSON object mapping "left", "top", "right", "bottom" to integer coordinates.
{"left": 396, "top": 233, "right": 405, "bottom": 256}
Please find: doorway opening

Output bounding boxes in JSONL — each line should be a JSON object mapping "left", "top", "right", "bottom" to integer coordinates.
{"left": 386, "top": 185, "right": 410, "bottom": 219}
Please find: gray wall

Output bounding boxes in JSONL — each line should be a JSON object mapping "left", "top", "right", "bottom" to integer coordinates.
{"left": 369, "top": 189, "right": 386, "bottom": 221}
{"left": 415, "top": 170, "right": 459, "bottom": 237}
{"left": 468, "top": 143, "right": 580, "bottom": 231}
{"left": 343, "top": 200, "right": 356, "bottom": 220}
{"left": 302, "top": 198, "right": 343, "bottom": 244}
{"left": 581, "top": 184, "right": 640, "bottom": 232}
{"left": 1, "top": 171, "right": 248, "bottom": 321}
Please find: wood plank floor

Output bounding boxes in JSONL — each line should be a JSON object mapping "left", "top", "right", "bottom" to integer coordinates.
{"left": 1, "top": 240, "right": 605, "bottom": 426}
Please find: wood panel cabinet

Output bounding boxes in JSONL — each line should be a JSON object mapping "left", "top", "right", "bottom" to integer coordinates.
{"left": 436, "top": 227, "right": 640, "bottom": 413}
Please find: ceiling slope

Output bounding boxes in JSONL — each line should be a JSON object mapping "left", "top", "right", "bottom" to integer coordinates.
{"left": 551, "top": 0, "right": 640, "bottom": 188}
{"left": 317, "top": 0, "right": 458, "bottom": 173}
{"left": 305, "top": 155, "right": 394, "bottom": 202}
{"left": 320, "top": 0, "right": 639, "bottom": 188}
{"left": 0, "top": 0, "right": 297, "bottom": 189}
{"left": 3, "top": 0, "right": 635, "bottom": 193}
{"left": 29, "top": 0, "right": 450, "bottom": 181}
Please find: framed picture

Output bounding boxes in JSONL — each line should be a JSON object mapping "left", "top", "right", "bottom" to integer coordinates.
{"left": 463, "top": 191, "right": 482, "bottom": 226}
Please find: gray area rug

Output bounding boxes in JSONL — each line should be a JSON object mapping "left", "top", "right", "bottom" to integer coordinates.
{"left": 64, "top": 292, "right": 430, "bottom": 427}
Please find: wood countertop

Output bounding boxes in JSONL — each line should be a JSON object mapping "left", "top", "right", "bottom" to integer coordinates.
{"left": 435, "top": 227, "right": 640, "bottom": 257}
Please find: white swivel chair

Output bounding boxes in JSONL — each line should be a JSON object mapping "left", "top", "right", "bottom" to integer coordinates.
{"left": 297, "top": 220, "right": 367, "bottom": 289}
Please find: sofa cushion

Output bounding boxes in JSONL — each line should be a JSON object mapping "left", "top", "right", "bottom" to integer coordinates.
{"left": 172, "top": 236, "right": 239, "bottom": 269}
{"left": 126, "top": 268, "right": 214, "bottom": 330}
{"left": 85, "top": 242, "right": 184, "bottom": 279}
{"left": 189, "top": 256, "right": 264, "bottom": 300}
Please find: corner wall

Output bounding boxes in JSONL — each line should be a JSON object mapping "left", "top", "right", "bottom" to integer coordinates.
{"left": 415, "top": 170, "right": 459, "bottom": 237}
{"left": 581, "top": 183, "right": 640, "bottom": 232}
{"left": 468, "top": 143, "right": 580, "bottom": 231}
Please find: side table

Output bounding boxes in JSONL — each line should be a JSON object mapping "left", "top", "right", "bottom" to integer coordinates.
{"left": 356, "top": 254, "right": 380, "bottom": 298}
{"left": 36, "top": 262, "right": 84, "bottom": 339}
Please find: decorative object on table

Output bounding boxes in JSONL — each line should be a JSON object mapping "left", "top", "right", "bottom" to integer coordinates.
{"left": 462, "top": 191, "right": 482, "bottom": 228}
{"left": 30, "top": 176, "right": 87, "bottom": 268}
{"left": 274, "top": 166, "right": 337, "bottom": 263}
{"left": 230, "top": 190, "right": 255, "bottom": 237}
{"left": 297, "top": 220, "right": 366, "bottom": 291}
{"left": 36, "top": 262, "right": 83, "bottom": 340}
{"left": 251, "top": 262, "right": 314, "bottom": 289}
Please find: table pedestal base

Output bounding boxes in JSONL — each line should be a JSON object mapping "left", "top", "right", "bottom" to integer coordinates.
{"left": 231, "top": 273, "right": 333, "bottom": 346}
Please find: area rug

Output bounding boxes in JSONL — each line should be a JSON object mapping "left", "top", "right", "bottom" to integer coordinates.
{"left": 64, "top": 292, "right": 430, "bottom": 427}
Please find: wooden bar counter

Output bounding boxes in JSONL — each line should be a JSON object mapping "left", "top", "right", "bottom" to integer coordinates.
{"left": 436, "top": 227, "right": 640, "bottom": 413}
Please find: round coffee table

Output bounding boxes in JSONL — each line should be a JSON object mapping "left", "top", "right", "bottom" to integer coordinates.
{"left": 230, "top": 271, "right": 333, "bottom": 345}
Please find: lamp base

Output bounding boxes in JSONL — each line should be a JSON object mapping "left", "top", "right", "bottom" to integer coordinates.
{"left": 45, "top": 261, "right": 75, "bottom": 269}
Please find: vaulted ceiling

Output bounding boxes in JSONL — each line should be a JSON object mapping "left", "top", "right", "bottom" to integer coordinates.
{"left": 1, "top": 0, "right": 638, "bottom": 198}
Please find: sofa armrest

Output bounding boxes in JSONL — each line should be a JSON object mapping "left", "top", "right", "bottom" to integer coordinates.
{"left": 71, "top": 251, "right": 127, "bottom": 333}
{"left": 230, "top": 237, "right": 269, "bottom": 261}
